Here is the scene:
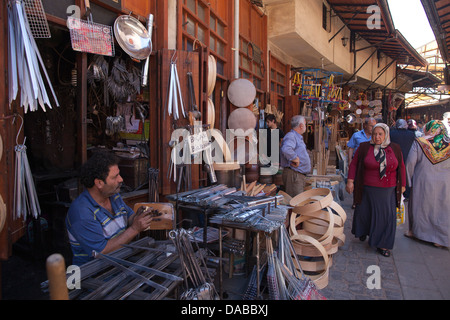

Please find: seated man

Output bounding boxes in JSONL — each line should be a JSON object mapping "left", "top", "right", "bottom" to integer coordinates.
{"left": 66, "top": 151, "right": 152, "bottom": 265}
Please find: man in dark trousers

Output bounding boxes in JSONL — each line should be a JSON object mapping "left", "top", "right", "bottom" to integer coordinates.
{"left": 280, "top": 115, "right": 310, "bottom": 197}
{"left": 390, "top": 119, "right": 416, "bottom": 199}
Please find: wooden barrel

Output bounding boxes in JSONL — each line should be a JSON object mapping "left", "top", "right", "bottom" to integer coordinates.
{"left": 227, "top": 136, "right": 258, "bottom": 165}
{"left": 259, "top": 173, "right": 273, "bottom": 184}
{"left": 213, "top": 162, "right": 241, "bottom": 189}
{"left": 244, "top": 163, "right": 259, "bottom": 184}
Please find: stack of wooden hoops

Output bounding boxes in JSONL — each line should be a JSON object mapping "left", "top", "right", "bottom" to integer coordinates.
{"left": 288, "top": 188, "right": 347, "bottom": 289}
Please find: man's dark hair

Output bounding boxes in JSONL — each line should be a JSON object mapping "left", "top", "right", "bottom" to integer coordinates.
{"left": 266, "top": 114, "right": 276, "bottom": 122}
{"left": 79, "top": 151, "right": 120, "bottom": 188}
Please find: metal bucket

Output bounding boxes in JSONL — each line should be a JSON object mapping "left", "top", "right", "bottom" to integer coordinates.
{"left": 213, "top": 162, "right": 241, "bottom": 189}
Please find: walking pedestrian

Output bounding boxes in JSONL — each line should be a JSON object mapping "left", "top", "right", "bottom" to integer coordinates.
{"left": 405, "top": 120, "right": 450, "bottom": 248}
{"left": 408, "top": 119, "right": 423, "bottom": 138}
{"left": 280, "top": 115, "right": 311, "bottom": 197}
{"left": 346, "top": 123, "right": 406, "bottom": 257}
{"left": 390, "top": 119, "right": 416, "bottom": 162}
{"left": 390, "top": 119, "right": 416, "bottom": 199}
{"left": 347, "top": 117, "right": 377, "bottom": 166}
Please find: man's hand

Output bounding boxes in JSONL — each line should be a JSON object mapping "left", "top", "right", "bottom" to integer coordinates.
{"left": 130, "top": 207, "right": 153, "bottom": 233}
{"left": 290, "top": 157, "right": 300, "bottom": 168}
{"left": 101, "top": 206, "right": 154, "bottom": 255}
{"left": 346, "top": 180, "right": 354, "bottom": 194}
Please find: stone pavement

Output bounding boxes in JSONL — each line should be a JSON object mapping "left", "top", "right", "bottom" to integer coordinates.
{"left": 320, "top": 194, "right": 450, "bottom": 300}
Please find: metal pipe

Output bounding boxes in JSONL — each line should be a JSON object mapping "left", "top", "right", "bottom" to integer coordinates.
{"left": 93, "top": 251, "right": 169, "bottom": 292}
{"left": 98, "top": 253, "right": 182, "bottom": 281}
{"left": 328, "top": 11, "right": 359, "bottom": 43}
{"left": 142, "top": 14, "right": 154, "bottom": 87}
{"left": 344, "top": 48, "right": 378, "bottom": 87}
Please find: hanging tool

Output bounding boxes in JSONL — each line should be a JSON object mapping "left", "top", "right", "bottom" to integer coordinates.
{"left": 187, "top": 72, "right": 201, "bottom": 125}
{"left": 142, "top": 14, "right": 154, "bottom": 87}
{"left": 8, "top": 0, "right": 60, "bottom": 112}
{"left": 167, "top": 53, "right": 186, "bottom": 120}
{"left": 13, "top": 114, "right": 41, "bottom": 220}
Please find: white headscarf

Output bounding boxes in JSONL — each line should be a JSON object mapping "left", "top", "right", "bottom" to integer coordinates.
{"left": 370, "top": 123, "right": 390, "bottom": 179}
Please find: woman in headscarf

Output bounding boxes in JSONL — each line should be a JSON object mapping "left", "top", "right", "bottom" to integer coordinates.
{"left": 405, "top": 120, "right": 450, "bottom": 248}
{"left": 346, "top": 123, "right": 406, "bottom": 257}
{"left": 407, "top": 119, "right": 423, "bottom": 138}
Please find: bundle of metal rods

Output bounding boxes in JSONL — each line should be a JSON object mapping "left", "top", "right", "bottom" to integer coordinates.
{"left": 13, "top": 116, "right": 40, "bottom": 220}
{"left": 7, "top": 0, "right": 59, "bottom": 112}
{"left": 266, "top": 226, "right": 326, "bottom": 300}
{"left": 243, "top": 265, "right": 265, "bottom": 300}
{"left": 209, "top": 204, "right": 287, "bottom": 233}
{"left": 169, "top": 229, "right": 218, "bottom": 300}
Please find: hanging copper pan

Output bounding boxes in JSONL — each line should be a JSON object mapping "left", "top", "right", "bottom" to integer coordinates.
{"left": 227, "top": 78, "right": 256, "bottom": 108}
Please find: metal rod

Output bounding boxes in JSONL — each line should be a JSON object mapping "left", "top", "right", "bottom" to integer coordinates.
{"left": 93, "top": 251, "right": 169, "bottom": 292}
{"left": 328, "top": 11, "right": 359, "bottom": 43}
{"left": 99, "top": 253, "right": 182, "bottom": 282}
{"left": 366, "top": 52, "right": 404, "bottom": 90}
{"left": 344, "top": 48, "right": 378, "bottom": 87}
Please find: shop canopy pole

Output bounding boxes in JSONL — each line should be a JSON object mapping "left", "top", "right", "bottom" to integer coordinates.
{"left": 344, "top": 48, "right": 378, "bottom": 87}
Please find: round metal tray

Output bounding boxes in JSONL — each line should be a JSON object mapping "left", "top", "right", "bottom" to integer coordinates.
{"left": 114, "top": 15, "right": 152, "bottom": 60}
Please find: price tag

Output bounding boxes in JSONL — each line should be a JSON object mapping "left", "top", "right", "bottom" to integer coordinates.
{"left": 188, "top": 131, "right": 210, "bottom": 154}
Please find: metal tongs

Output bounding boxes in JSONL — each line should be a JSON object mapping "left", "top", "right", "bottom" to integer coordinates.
{"left": 167, "top": 53, "right": 186, "bottom": 120}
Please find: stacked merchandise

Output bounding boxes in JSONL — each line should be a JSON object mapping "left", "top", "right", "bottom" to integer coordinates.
{"left": 243, "top": 226, "right": 326, "bottom": 300}
{"left": 289, "top": 188, "right": 347, "bottom": 289}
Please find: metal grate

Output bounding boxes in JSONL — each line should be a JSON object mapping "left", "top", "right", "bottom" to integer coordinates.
{"left": 22, "top": 0, "right": 51, "bottom": 39}
{"left": 68, "top": 17, "right": 115, "bottom": 57}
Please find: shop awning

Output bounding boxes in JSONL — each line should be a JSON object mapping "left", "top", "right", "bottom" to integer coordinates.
{"left": 327, "top": 0, "right": 428, "bottom": 67}
{"left": 421, "top": 0, "right": 450, "bottom": 64}
{"left": 399, "top": 67, "right": 443, "bottom": 88}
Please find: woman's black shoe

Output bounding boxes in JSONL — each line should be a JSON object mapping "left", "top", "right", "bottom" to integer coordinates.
{"left": 377, "top": 248, "right": 391, "bottom": 257}
{"left": 359, "top": 236, "right": 367, "bottom": 242}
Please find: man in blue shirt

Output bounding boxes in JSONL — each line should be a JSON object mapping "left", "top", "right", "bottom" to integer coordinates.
{"left": 66, "top": 152, "right": 153, "bottom": 266}
{"left": 347, "top": 117, "right": 377, "bottom": 165}
{"left": 280, "top": 115, "right": 311, "bottom": 197}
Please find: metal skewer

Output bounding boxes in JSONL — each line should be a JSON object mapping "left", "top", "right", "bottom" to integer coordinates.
{"left": 92, "top": 251, "right": 169, "bottom": 292}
